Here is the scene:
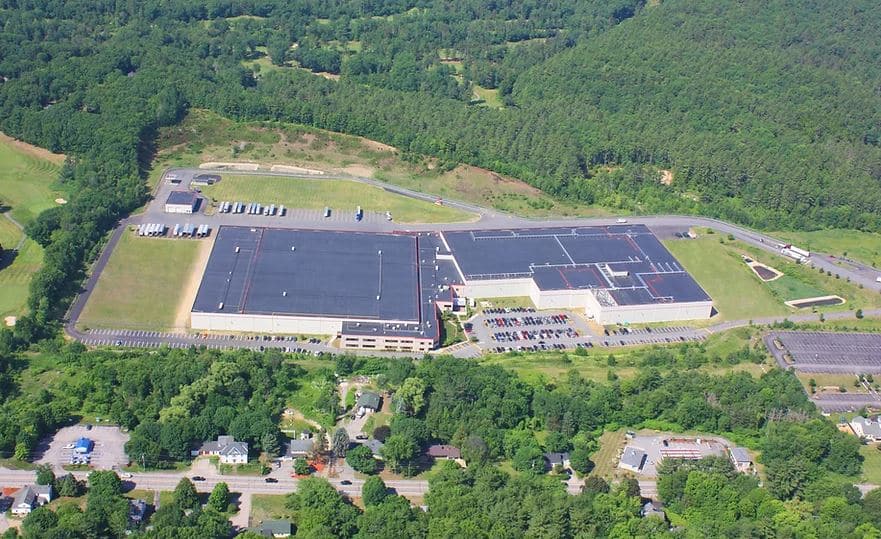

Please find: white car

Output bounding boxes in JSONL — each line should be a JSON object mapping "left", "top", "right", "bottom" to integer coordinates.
{"left": 121, "top": 473, "right": 132, "bottom": 479}
{"left": 616, "top": 218, "right": 627, "bottom": 223}
{"left": 63, "top": 443, "right": 75, "bottom": 449}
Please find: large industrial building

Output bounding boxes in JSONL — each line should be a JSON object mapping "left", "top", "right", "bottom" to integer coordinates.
{"left": 190, "top": 224, "right": 711, "bottom": 350}
{"left": 440, "top": 225, "right": 712, "bottom": 324}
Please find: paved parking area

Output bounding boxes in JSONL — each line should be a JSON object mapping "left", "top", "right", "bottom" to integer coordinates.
{"left": 623, "top": 434, "right": 729, "bottom": 478}
{"left": 768, "top": 331, "right": 881, "bottom": 373}
{"left": 36, "top": 425, "right": 130, "bottom": 471}
{"left": 469, "top": 307, "right": 706, "bottom": 354}
{"left": 471, "top": 308, "right": 595, "bottom": 353}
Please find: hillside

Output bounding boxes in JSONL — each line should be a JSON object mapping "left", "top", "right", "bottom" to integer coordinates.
{"left": 512, "top": 0, "right": 881, "bottom": 230}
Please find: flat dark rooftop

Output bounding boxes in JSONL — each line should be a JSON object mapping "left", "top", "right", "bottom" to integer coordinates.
{"left": 193, "top": 227, "right": 421, "bottom": 322}
{"left": 443, "top": 225, "right": 710, "bottom": 305}
{"left": 166, "top": 190, "right": 198, "bottom": 205}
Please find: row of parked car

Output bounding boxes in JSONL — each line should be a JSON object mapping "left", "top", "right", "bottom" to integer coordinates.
{"left": 484, "top": 313, "right": 571, "bottom": 329}
{"left": 483, "top": 307, "right": 536, "bottom": 315}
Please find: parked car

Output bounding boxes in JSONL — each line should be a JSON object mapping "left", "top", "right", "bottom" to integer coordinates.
{"left": 264, "top": 477, "right": 278, "bottom": 483}
{"left": 192, "top": 476, "right": 206, "bottom": 481}
{"left": 340, "top": 480, "right": 352, "bottom": 485}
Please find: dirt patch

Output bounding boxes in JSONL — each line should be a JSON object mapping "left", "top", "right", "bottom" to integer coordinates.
{"left": 55, "top": 198, "right": 67, "bottom": 204}
{"left": 174, "top": 237, "right": 214, "bottom": 329}
{"left": 659, "top": 169, "right": 673, "bottom": 186}
{"left": 0, "top": 132, "right": 65, "bottom": 165}
{"left": 314, "top": 72, "right": 340, "bottom": 81}
{"left": 341, "top": 164, "right": 375, "bottom": 177}
{"left": 3, "top": 316, "right": 16, "bottom": 327}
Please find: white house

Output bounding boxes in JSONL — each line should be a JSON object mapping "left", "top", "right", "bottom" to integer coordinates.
{"left": 10, "top": 485, "right": 52, "bottom": 516}
{"left": 619, "top": 446, "right": 647, "bottom": 473}
{"left": 729, "top": 447, "right": 754, "bottom": 474}
{"left": 851, "top": 416, "right": 881, "bottom": 442}
{"left": 194, "top": 435, "right": 249, "bottom": 464}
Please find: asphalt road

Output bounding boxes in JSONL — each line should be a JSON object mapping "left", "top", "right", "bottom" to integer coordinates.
{"left": 63, "top": 166, "right": 881, "bottom": 354}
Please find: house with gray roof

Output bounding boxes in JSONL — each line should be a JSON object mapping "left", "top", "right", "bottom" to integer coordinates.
{"left": 619, "top": 446, "right": 647, "bottom": 473}
{"left": 10, "top": 484, "right": 51, "bottom": 516}
{"left": 729, "top": 447, "right": 753, "bottom": 473}
{"left": 641, "top": 501, "right": 666, "bottom": 521}
{"left": 287, "top": 439, "right": 315, "bottom": 459}
{"left": 257, "top": 519, "right": 294, "bottom": 537}
{"left": 363, "top": 439, "right": 385, "bottom": 459}
{"left": 194, "top": 435, "right": 249, "bottom": 464}
{"left": 544, "top": 452, "right": 571, "bottom": 470}
{"left": 851, "top": 416, "right": 881, "bottom": 442}
{"left": 356, "top": 391, "right": 381, "bottom": 416}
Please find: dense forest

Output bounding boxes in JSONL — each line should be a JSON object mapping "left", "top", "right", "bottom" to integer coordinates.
{"left": 2, "top": 0, "right": 881, "bottom": 337}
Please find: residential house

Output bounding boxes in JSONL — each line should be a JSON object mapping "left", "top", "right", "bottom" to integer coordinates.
{"left": 729, "top": 447, "right": 754, "bottom": 474}
{"left": 544, "top": 452, "right": 571, "bottom": 471}
{"left": 10, "top": 485, "right": 52, "bottom": 516}
{"left": 356, "top": 391, "right": 381, "bottom": 416}
{"left": 363, "top": 439, "right": 385, "bottom": 459}
{"left": 427, "top": 445, "right": 461, "bottom": 460}
{"left": 851, "top": 416, "right": 881, "bottom": 442}
{"left": 641, "top": 501, "right": 667, "bottom": 521}
{"left": 257, "top": 519, "right": 294, "bottom": 537}
{"left": 129, "top": 499, "right": 148, "bottom": 525}
{"left": 194, "top": 435, "right": 249, "bottom": 464}
{"left": 619, "top": 446, "right": 647, "bottom": 473}
{"left": 287, "top": 439, "right": 315, "bottom": 459}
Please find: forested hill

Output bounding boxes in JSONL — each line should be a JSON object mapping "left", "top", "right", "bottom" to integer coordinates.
{"left": 3, "top": 0, "right": 881, "bottom": 338}
{"left": 511, "top": 0, "right": 881, "bottom": 230}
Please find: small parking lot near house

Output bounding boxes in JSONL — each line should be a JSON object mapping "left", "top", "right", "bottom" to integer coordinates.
{"left": 768, "top": 331, "right": 881, "bottom": 373}
{"left": 36, "top": 425, "right": 130, "bottom": 471}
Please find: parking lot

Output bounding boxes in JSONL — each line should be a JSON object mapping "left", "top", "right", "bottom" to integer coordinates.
{"left": 768, "top": 331, "right": 881, "bottom": 373}
{"left": 622, "top": 434, "right": 730, "bottom": 478}
{"left": 36, "top": 425, "right": 130, "bottom": 471}
{"left": 468, "top": 307, "right": 707, "bottom": 354}
{"left": 469, "top": 308, "right": 595, "bottom": 353}
{"left": 81, "top": 328, "right": 333, "bottom": 355}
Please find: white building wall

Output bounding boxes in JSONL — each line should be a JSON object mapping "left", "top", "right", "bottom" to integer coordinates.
{"left": 462, "top": 278, "right": 534, "bottom": 299}
{"left": 191, "top": 312, "right": 344, "bottom": 334}
{"left": 594, "top": 300, "right": 713, "bottom": 325}
{"left": 164, "top": 204, "right": 193, "bottom": 214}
{"left": 531, "top": 284, "right": 593, "bottom": 310}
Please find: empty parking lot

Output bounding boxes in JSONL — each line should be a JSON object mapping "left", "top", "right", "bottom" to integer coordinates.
{"left": 767, "top": 331, "right": 881, "bottom": 373}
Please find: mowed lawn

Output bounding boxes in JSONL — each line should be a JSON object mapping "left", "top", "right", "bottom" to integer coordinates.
{"left": 665, "top": 236, "right": 787, "bottom": 320}
{"left": 78, "top": 233, "right": 201, "bottom": 330}
{"left": 860, "top": 444, "right": 881, "bottom": 484}
{"left": 0, "top": 135, "right": 64, "bottom": 318}
{"left": 200, "top": 175, "right": 472, "bottom": 223}
{"left": 0, "top": 136, "right": 65, "bottom": 224}
{"left": 774, "top": 229, "right": 881, "bottom": 268}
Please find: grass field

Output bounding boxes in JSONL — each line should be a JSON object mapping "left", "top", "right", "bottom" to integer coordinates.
{"left": 666, "top": 232, "right": 879, "bottom": 321}
{"left": 199, "top": 174, "right": 471, "bottom": 224}
{"left": 77, "top": 233, "right": 203, "bottom": 330}
{"left": 590, "top": 430, "right": 626, "bottom": 480}
{"left": 664, "top": 236, "right": 787, "bottom": 320}
{"left": 473, "top": 85, "right": 503, "bottom": 108}
{"left": 480, "top": 328, "right": 769, "bottom": 384}
{"left": 765, "top": 275, "right": 826, "bottom": 301}
{"left": 0, "top": 134, "right": 65, "bottom": 319}
{"left": 860, "top": 444, "right": 881, "bottom": 484}
{"left": 774, "top": 229, "right": 881, "bottom": 268}
{"left": 250, "top": 494, "right": 292, "bottom": 527}
{"left": 152, "top": 110, "right": 612, "bottom": 219}
{"left": 796, "top": 373, "right": 866, "bottom": 394}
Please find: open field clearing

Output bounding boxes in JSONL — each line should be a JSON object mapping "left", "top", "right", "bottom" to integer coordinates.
{"left": 78, "top": 233, "right": 205, "bottom": 330}
{"left": 666, "top": 232, "right": 880, "bottom": 321}
{"left": 774, "top": 229, "right": 881, "bottom": 268}
{"left": 200, "top": 174, "right": 471, "bottom": 223}
{"left": 860, "top": 445, "right": 881, "bottom": 484}
{"left": 0, "top": 134, "right": 65, "bottom": 318}
{"left": 473, "top": 85, "right": 503, "bottom": 108}
{"left": 664, "top": 236, "right": 787, "bottom": 320}
{"left": 0, "top": 133, "right": 65, "bottom": 224}
{"left": 151, "top": 110, "right": 611, "bottom": 218}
